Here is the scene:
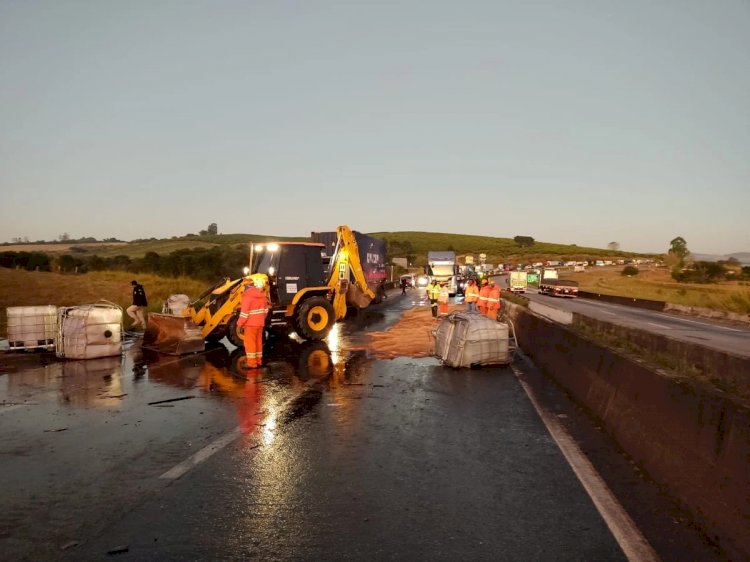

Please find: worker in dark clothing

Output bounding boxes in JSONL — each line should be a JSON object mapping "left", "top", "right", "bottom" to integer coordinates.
{"left": 127, "top": 280, "right": 148, "bottom": 329}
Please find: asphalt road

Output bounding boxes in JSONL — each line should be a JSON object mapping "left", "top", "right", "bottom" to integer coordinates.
{"left": 491, "top": 275, "right": 750, "bottom": 358}
{"left": 0, "top": 290, "right": 726, "bottom": 560}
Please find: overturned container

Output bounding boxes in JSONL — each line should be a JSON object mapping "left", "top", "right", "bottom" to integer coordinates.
{"left": 56, "top": 301, "right": 123, "bottom": 359}
{"left": 142, "top": 313, "right": 205, "bottom": 355}
{"left": 6, "top": 305, "right": 58, "bottom": 351}
{"left": 161, "top": 294, "right": 191, "bottom": 316}
{"left": 433, "top": 311, "right": 516, "bottom": 368}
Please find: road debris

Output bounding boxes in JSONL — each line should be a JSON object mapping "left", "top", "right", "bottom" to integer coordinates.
{"left": 106, "top": 544, "right": 129, "bottom": 555}
{"left": 147, "top": 396, "right": 195, "bottom": 406}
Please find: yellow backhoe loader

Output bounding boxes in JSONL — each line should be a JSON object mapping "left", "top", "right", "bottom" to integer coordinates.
{"left": 148, "top": 226, "right": 378, "bottom": 349}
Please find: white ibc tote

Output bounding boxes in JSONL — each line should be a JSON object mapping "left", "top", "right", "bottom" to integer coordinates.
{"left": 162, "top": 294, "right": 191, "bottom": 316}
{"left": 56, "top": 301, "right": 123, "bottom": 359}
{"left": 6, "top": 305, "right": 58, "bottom": 351}
{"left": 433, "top": 311, "right": 516, "bottom": 368}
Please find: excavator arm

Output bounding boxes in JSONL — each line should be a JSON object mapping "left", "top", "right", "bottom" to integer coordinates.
{"left": 327, "top": 225, "right": 377, "bottom": 319}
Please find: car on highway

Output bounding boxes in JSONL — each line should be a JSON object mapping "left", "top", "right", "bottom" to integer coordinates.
{"left": 399, "top": 274, "right": 415, "bottom": 288}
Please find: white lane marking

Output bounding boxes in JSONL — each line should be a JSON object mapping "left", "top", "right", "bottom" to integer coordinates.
{"left": 158, "top": 378, "right": 323, "bottom": 481}
{"left": 657, "top": 314, "right": 746, "bottom": 333}
{"left": 511, "top": 365, "right": 659, "bottom": 562}
{"left": 646, "top": 322, "right": 671, "bottom": 330}
{"left": 160, "top": 428, "right": 241, "bottom": 480}
{"left": 601, "top": 310, "right": 616, "bottom": 315}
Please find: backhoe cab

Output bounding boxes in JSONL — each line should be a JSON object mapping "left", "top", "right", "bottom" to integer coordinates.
{"left": 249, "top": 225, "right": 376, "bottom": 341}
{"left": 181, "top": 225, "right": 376, "bottom": 346}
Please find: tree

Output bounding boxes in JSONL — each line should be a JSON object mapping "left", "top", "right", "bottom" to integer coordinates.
{"left": 513, "top": 235, "right": 535, "bottom": 248}
{"left": 208, "top": 223, "right": 218, "bottom": 235}
{"left": 58, "top": 254, "right": 78, "bottom": 272}
{"left": 59, "top": 232, "right": 70, "bottom": 242}
{"left": 668, "top": 236, "right": 690, "bottom": 281}
{"left": 607, "top": 241, "right": 620, "bottom": 251}
{"left": 668, "top": 237, "right": 689, "bottom": 262}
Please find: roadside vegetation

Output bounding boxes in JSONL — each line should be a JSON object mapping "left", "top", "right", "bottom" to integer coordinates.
{"left": 564, "top": 267, "right": 750, "bottom": 314}
{"left": 2, "top": 231, "right": 747, "bottom": 335}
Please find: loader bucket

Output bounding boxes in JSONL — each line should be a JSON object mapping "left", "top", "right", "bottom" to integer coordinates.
{"left": 346, "top": 284, "right": 373, "bottom": 309}
{"left": 142, "top": 313, "right": 205, "bottom": 355}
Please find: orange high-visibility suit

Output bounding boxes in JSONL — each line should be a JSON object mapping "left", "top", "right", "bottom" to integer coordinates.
{"left": 464, "top": 280, "right": 479, "bottom": 312}
{"left": 438, "top": 284, "right": 450, "bottom": 315}
{"left": 486, "top": 282, "right": 501, "bottom": 321}
{"left": 478, "top": 280, "right": 491, "bottom": 316}
{"left": 238, "top": 283, "right": 269, "bottom": 368}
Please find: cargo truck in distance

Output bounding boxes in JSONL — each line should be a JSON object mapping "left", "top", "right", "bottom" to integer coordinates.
{"left": 509, "top": 271, "right": 528, "bottom": 294}
{"left": 427, "top": 251, "right": 459, "bottom": 296}
{"left": 538, "top": 268, "right": 579, "bottom": 298}
{"left": 173, "top": 226, "right": 382, "bottom": 346}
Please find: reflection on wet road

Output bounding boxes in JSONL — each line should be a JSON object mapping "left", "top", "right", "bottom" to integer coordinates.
{"left": 0, "top": 290, "right": 420, "bottom": 560}
{"left": 2, "top": 288, "right": 706, "bottom": 560}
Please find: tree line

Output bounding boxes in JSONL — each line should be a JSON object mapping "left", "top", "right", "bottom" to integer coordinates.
{"left": 0, "top": 246, "right": 249, "bottom": 282}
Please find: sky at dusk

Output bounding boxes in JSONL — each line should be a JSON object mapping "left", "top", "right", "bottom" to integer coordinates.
{"left": 1, "top": 0, "right": 748, "bottom": 255}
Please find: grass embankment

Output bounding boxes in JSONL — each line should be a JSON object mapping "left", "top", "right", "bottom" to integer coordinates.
{"left": 562, "top": 267, "right": 750, "bottom": 314}
{"left": 0, "top": 269, "right": 208, "bottom": 337}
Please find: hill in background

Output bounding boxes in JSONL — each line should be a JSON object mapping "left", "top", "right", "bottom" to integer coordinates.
{"left": 1, "top": 231, "right": 654, "bottom": 266}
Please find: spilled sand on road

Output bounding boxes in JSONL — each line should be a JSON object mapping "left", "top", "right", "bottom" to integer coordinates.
{"left": 352, "top": 304, "right": 464, "bottom": 359}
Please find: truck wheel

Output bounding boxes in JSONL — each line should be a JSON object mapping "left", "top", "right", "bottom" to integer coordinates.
{"left": 227, "top": 315, "right": 245, "bottom": 348}
{"left": 295, "top": 297, "right": 335, "bottom": 340}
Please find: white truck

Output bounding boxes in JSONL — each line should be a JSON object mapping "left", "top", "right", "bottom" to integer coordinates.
{"left": 538, "top": 268, "right": 579, "bottom": 298}
{"left": 427, "top": 251, "right": 459, "bottom": 296}
{"left": 509, "top": 271, "right": 528, "bottom": 294}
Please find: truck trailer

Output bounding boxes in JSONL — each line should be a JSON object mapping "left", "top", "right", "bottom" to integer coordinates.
{"left": 538, "top": 268, "right": 579, "bottom": 297}
{"left": 311, "top": 230, "right": 387, "bottom": 301}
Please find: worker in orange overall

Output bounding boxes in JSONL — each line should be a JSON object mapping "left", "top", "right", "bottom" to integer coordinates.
{"left": 463, "top": 279, "right": 479, "bottom": 312}
{"left": 477, "top": 277, "right": 490, "bottom": 316}
{"left": 486, "top": 278, "right": 502, "bottom": 321}
{"left": 238, "top": 277, "right": 269, "bottom": 368}
{"left": 438, "top": 281, "right": 450, "bottom": 316}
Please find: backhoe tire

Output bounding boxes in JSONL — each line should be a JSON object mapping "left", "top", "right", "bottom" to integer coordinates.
{"left": 296, "top": 340, "right": 333, "bottom": 381}
{"left": 205, "top": 325, "right": 227, "bottom": 344}
{"left": 295, "top": 297, "right": 335, "bottom": 341}
{"left": 227, "top": 315, "right": 245, "bottom": 348}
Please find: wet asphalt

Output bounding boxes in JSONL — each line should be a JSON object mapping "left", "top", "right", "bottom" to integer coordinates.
{"left": 0, "top": 289, "right": 724, "bottom": 561}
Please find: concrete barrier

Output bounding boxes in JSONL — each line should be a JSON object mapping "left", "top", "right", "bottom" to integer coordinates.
{"left": 509, "top": 305, "right": 750, "bottom": 559}
{"left": 578, "top": 291, "right": 666, "bottom": 311}
{"left": 572, "top": 314, "right": 750, "bottom": 401}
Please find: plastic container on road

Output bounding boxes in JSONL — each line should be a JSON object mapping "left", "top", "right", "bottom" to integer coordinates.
{"left": 56, "top": 301, "right": 123, "bottom": 359}
{"left": 6, "top": 305, "right": 58, "bottom": 351}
